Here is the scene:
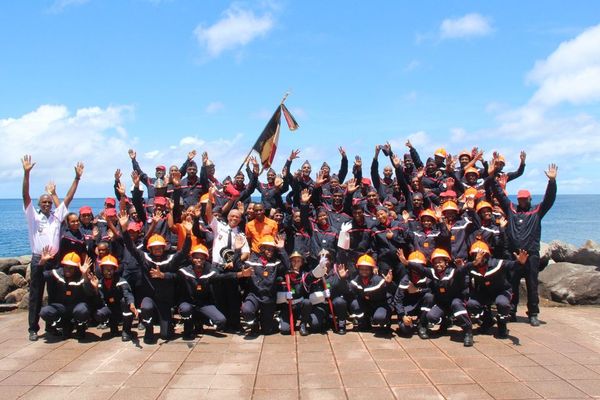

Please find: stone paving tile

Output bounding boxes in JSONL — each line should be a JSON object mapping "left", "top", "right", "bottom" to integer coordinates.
{"left": 1, "top": 306, "right": 600, "bottom": 399}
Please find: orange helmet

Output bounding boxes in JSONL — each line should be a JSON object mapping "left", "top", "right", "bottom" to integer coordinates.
{"left": 464, "top": 167, "right": 479, "bottom": 177}
{"left": 476, "top": 201, "right": 493, "bottom": 213}
{"left": 356, "top": 254, "right": 376, "bottom": 268}
{"left": 200, "top": 193, "right": 211, "bottom": 204}
{"left": 259, "top": 235, "right": 277, "bottom": 248}
{"left": 100, "top": 255, "right": 119, "bottom": 268}
{"left": 458, "top": 150, "right": 471, "bottom": 159}
{"left": 434, "top": 148, "right": 447, "bottom": 158}
{"left": 419, "top": 209, "right": 438, "bottom": 222}
{"left": 430, "top": 248, "right": 451, "bottom": 261}
{"left": 470, "top": 241, "right": 491, "bottom": 255}
{"left": 496, "top": 154, "right": 506, "bottom": 164}
{"left": 464, "top": 187, "right": 478, "bottom": 198}
{"left": 61, "top": 252, "right": 81, "bottom": 267}
{"left": 408, "top": 251, "right": 427, "bottom": 265}
{"left": 147, "top": 234, "right": 167, "bottom": 247}
{"left": 441, "top": 201, "right": 459, "bottom": 213}
{"left": 190, "top": 244, "right": 209, "bottom": 257}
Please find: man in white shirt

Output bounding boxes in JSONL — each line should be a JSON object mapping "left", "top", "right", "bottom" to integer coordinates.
{"left": 22, "top": 155, "right": 84, "bottom": 341}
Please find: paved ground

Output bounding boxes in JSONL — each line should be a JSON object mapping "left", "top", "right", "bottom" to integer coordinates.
{"left": 1, "top": 307, "right": 600, "bottom": 400}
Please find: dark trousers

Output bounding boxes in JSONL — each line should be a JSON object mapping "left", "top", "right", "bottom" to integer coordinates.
{"left": 28, "top": 254, "right": 45, "bottom": 333}
{"left": 94, "top": 299, "right": 134, "bottom": 333}
{"left": 140, "top": 297, "right": 172, "bottom": 340}
{"left": 178, "top": 302, "right": 226, "bottom": 332}
{"left": 278, "top": 301, "right": 301, "bottom": 335}
{"left": 467, "top": 291, "right": 512, "bottom": 321}
{"left": 349, "top": 299, "right": 391, "bottom": 328}
{"left": 398, "top": 292, "right": 434, "bottom": 335}
{"left": 426, "top": 298, "right": 472, "bottom": 331}
{"left": 213, "top": 278, "right": 241, "bottom": 330}
{"left": 40, "top": 302, "right": 90, "bottom": 329}
{"left": 241, "top": 293, "right": 276, "bottom": 334}
{"left": 510, "top": 253, "right": 540, "bottom": 316}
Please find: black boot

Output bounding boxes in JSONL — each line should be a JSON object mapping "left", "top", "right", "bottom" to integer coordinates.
{"left": 299, "top": 323, "right": 309, "bottom": 336}
{"left": 143, "top": 322, "right": 154, "bottom": 344}
{"left": 121, "top": 330, "right": 132, "bottom": 342}
{"left": 183, "top": 321, "right": 195, "bottom": 340}
{"left": 337, "top": 321, "right": 346, "bottom": 335}
{"left": 75, "top": 324, "right": 86, "bottom": 340}
{"left": 463, "top": 330, "right": 474, "bottom": 347}
{"left": 417, "top": 325, "right": 429, "bottom": 339}
{"left": 497, "top": 321, "right": 508, "bottom": 338}
{"left": 529, "top": 315, "right": 540, "bottom": 327}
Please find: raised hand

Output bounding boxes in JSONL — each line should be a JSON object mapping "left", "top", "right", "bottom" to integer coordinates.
{"left": 445, "top": 176, "right": 455, "bottom": 190}
{"left": 114, "top": 169, "right": 122, "bottom": 181}
{"left": 354, "top": 155, "right": 362, "bottom": 168}
{"left": 315, "top": 171, "right": 327, "bottom": 187}
{"left": 520, "top": 150, "right": 527, "bottom": 164}
{"left": 202, "top": 151, "right": 209, "bottom": 165}
{"left": 80, "top": 255, "right": 92, "bottom": 276}
{"left": 128, "top": 149, "right": 137, "bottom": 160}
{"left": 346, "top": 178, "right": 358, "bottom": 194}
{"left": 416, "top": 167, "right": 425, "bottom": 180}
{"left": 21, "top": 155, "right": 35, "bottom": 173}
{"left": 289, "top": 149, "right": 300, "bottom": 161}
{"left": 300, "top": 188, "right": 311, "bottom": 204}
{"left": 234, "top": 234, "right": 247, "bottom": 250}
{"left": 274, "top": 234, "right": 285, "bottom": 249}
{"left": 396, "top": 249, "right": 408, "bottom": 265}
{"left": 497, "top": 174, "right": 508, "bottom": 190}
{"left": 45, "top": 181, "right": 57, "bottom": 196}
{"left": 74, "top": 162, "right": 85, "bottom": 179}
{"left": 171, "top": 170, "right": 182, "bottom": 187}
{"left": 392, "top": 155, "right": 401, "bottom": 169}
{"left": 188, "top": 149, "right": 197, "bottom": 161}
{"left": 338, "top": 147, "right": 346, "bottom": 158}
{"left": 118, "top": 209, "right": 129, "bottom": 229}
{"left": 498, "top": 216, "right": 508, "bottom": 228}
{"left": 545, "top": 163, "right": 558, "bottom": 180}
{"left": 152, "top": 210, "right": 162, "bottom": 224}
{"left": 40, "top": 245, "right": 55, "bottom": 265}
{"left": 401, "top": 210, "right": 410, "bottom": 223}
{"left": 131, "top": 170, "right": 141, "bottom": 186}
{"left": 182, "top": 219, "right": 193, "bottom": 233}
{"left": 514, "top": 249, "right": 529, "bottom": 265}
{"left": 472, "top": 251, "right": 485, "bottom": 267}
{"left": 405, "top": 139, "right": 413, "bottom": 149}
{"left": 116, "top": 182, "right": 126, "bottom": 197}
{"left": 374, "top": 144, "right": 381, "bottom": 158}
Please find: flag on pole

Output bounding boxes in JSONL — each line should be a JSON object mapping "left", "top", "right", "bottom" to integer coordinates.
{"left": 247, "top": 102, "right": 299, "bottom": 172}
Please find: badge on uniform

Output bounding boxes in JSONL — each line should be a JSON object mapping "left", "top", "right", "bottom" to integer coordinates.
{"left": 439, "top": 287, "right": 446, "bottom": 293}
{"left": 451, "top": 235, "right": 455, "bottom": 241}
{"left": 66, "top": 290, "right": 72, "bottom": 296}
{"left": 424, "top": 242, "right": 429, "bottom": 248}
{"left": 485, "top": 281, "right": 491, "bottom": 286}
{"left": 263, "top": 271, "right": 269, "bottom": 277}
{"left": 196, "top": 284, "right": 202, "bottom": 291}
{"left": 365, "top": 295, "right": 370, "bottom": 300}
{"left": 108, "top": 297, "right": 115, "bottom": 303}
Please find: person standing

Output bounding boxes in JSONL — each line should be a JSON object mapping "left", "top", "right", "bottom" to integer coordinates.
{"left": 22, "top": 155, "right": 84, "bottom": 341}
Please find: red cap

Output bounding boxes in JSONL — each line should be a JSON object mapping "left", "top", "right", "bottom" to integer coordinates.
{"left": 105, "top": 197, "right": 116, "bottom": 206}
{"left": 517, "top": 189, "right": 531, "bottom": 199}
{"left": 127, "top": 222, "right": 142, "bottom": 232}
{"left": 156, "top": 165, "right": 166, "bottom": 171}
{"left": 440, "top": 190, "right": 456, "bottom": 198}
{"left": 79, "top": 206, "right": 93, "bottom": 215}
{"left": 105, "top": 208, "right": 117, "bottom": 217}
{"left": 154, "top": 196, "right": 167, "bottom": 206}
{"left": 224, "top": 182, "right": 241, "bottom": 197}
{"left": 361, "top": 178, "right": 372, "bottom": 186}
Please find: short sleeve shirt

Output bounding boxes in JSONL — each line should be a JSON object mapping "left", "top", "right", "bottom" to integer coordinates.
{"left": 24, "top": 202, "right": 69, "bottom": 254}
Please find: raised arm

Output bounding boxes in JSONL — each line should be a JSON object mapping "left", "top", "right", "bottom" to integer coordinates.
{"left": 337, "top": 147, "right": 349, "bottom": 183}
{"left": 539, "top": 164, "right": 557, "bottom": 218}
{"left": 506, "top": 151, "right": 527, "bottom": 182}
{"left": 129, "top": 149, "right": 150, "bottom": 188}
{"left": 63, "top": 162, "right": 84, "bottom": 208}
{"left": 371, "top": 145, "right": 381, "bottom": 191}
{"left": 21, "top": 155, "right": 35, "bottom": 208}
{"left": 45, "top": 181, "right": 60, "bottom": 208}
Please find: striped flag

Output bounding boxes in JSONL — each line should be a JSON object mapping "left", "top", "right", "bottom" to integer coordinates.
{"left": 250, "top": 104, "right": 299, "bottom": 171}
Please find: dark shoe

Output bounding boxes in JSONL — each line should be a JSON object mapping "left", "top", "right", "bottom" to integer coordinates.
{"left": 29, "top": 331, "right": 38, "bottom": 341}
{"left": 143, "top": 335, "right": 154, "bottom": 345}
{"left": 97, "top": 323, "right": 108, "bottom": 330}
{"left": 479, "top": 312, "right": 494, "bottom": 334}
{"left": 299, "top": 323, "right": 309, "bottom": 336}
{"left": 182, "top": 330, "right": 195, "bottom": 341}
{"left": 75, "top": 327, "right": 86, "bottom": 340}
{"left": 110, "top": 327, "right": 120, "bottom": 337}
{"left": 509, "top": 313, "right": 517, "bottom": 322}
{"left": 121, "top": 331, "right": 132, "bottom": 342}
{"left": 463, "top": 331, "right": 474, "bottom": 347}
{"left": 417, "top": 325, "right": 429, "bottom": 340}
{"left": 529, "top": 315, "right": 540, "bottom": 327}
{"left": 45, "top": 326, "right": 60, "bottom": 337}
{"left": 337, "top": 325, "right": 346, "bottom": 335}
{"left": 497, "top": 322, "right": 508, "bottom": 339}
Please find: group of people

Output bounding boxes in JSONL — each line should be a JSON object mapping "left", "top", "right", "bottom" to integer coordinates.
{"left": 22, "top": 140, "right": 557, "bottom": 347}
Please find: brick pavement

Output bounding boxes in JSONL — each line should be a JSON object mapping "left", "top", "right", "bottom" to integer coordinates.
{"left": 1, "top": 306, "right": 600, "bottom": 399}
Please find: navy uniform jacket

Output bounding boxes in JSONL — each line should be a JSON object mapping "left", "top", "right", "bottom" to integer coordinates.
{"left": 243, "top": 249, "right": 290, "bottom": 303}
{"left": 488, "top": 177, "right": 556, "bottom": 254}
{"left": 407, "top": 262, "right": 468, "bottom": 304}
{"left": 97, "top": 276, "right": 135, "bottom": 308}
{"left": 350, "top": 274, "right": 395, "bottom": 307}
{"left": 393, "top": 271, "right": 431, "bottom": 316}
{"left": 177, "top": 263, "right": 237, "bottom": 306}
{"left": 44, "top": 268, "right": 96, "bottom": 307}
{"left": 467, "top": 258, "right": 518, "bottom": 297}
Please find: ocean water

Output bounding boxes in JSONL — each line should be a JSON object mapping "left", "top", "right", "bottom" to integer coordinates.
{"left": 0, "top": 195, "right": 598, "bottom": 257}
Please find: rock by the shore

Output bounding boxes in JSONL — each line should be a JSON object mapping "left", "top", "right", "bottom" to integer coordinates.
{"left": 8, "top": 264, "right": 27, "bottom": 277}
{"left": 0, "top": 258, "right": 21, "bottom": 274}
{"left": 17, "top": 255, "right": 32, "bottom": 264}
{"left": 539, "top": 262, "right": 600, "bottom": 305}
{"left": 4, "top": 288, "right": 27, "bottom": 304}
{"left": 11, "top": 273, "right": 27, "bottom": 289}
{"left": 0, "top": 272, "right": 12, "bottom": 301}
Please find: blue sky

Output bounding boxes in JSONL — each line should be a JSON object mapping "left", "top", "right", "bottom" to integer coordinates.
{"left": 1, "top": 0, "right": 600, "bottom": 197}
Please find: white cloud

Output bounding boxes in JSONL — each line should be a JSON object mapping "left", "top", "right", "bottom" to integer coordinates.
{"left": 0, "top": 104, "right": 134, "bottom": 197}
{"left": 205, "top": 101, "right": 225, "bottom": 114}
{"left": 440, "top": 13, "right": 493, "bottom": 39}
{"left": 450, "top": 128, "right": 467, "bottom": 143}
{"left": 194, "top": 4, "right": 274, "bottom": 58}
{"left": 527, "top": 24, "right": 600, "bottom": 107}
{"left": 404, "top": 60, "right": 421, "bottom": 71}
